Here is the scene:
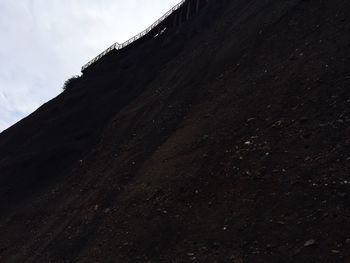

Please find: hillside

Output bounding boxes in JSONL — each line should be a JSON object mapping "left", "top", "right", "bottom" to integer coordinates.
{"left": 1, "top": 0, "right": 350, "bottom": 262}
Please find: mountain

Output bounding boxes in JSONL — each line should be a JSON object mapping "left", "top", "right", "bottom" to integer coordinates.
{"left": 1, "top": 0, "right": 350, "bottom": 262}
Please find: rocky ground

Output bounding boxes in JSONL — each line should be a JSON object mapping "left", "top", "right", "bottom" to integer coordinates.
{"left": 0, "top": 0, "right": 350, "bottom": 262}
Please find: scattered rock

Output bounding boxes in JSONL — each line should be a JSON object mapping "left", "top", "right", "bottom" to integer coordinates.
{"left": 272, "top": 120, "right": 283, "bottom": 127}
{"left": 304, "top": 156, "right": 311, "bottom": 161}
{"left": 304, "top": 239, "right": 316, "bottom": 247}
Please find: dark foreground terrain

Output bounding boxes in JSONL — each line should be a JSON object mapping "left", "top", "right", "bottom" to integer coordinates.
{"left": 1, "top": 0, "right": 350, "bottom": 262}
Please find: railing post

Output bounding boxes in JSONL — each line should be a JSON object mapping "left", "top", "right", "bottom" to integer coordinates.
{"left": 186, "top": 1, "right": 191, "bottom": 20}
{"left": 82, "top": 0, "right": 196, "bottom": 72}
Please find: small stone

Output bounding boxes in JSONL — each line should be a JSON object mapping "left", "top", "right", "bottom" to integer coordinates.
{"left": 304, "top": 156, "right": 311, "bottom": 161}
{"left": 273, "top": 120, "right": 283, "bottom": 126}
{"left": 245, "top": 141, "right": 252, "bottom": 145}
{"left": 345, "top": 238, "right": 350, "bottom": 244}
{"left": 304, "top": 239, "right": 316, "bottom": 247}
{"left": 331, "top": 250, "right": 340, "bottom": 254}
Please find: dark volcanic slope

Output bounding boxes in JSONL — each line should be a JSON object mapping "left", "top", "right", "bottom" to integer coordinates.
{"left": 1, "top": 0, "right": 350, "bottom": 262}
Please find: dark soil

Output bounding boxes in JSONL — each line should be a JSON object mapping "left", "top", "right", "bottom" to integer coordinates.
{"left": 1, "top": 0, "right": 350, "bottom": 262}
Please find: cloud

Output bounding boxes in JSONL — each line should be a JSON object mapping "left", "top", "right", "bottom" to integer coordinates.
{"left": 0, "top": 0, "right": 181, "bottom": 132}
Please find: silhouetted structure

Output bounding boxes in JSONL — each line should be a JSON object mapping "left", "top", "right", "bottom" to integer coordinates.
{"left": 82, "top": 0, "right": 209, "bottom": 72}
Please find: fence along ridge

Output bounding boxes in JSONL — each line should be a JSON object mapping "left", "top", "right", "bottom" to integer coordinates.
{"left": 81, "top": 0, "right": 186, "bottom": 72}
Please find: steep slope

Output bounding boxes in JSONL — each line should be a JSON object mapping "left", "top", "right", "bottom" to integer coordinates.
{"left": 1, "top": 0, "right": 350, "bottom": 262}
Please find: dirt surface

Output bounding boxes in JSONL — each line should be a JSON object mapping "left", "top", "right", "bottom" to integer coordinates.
{"left": 1, "top": 0, "right": 350, "bottom": 262}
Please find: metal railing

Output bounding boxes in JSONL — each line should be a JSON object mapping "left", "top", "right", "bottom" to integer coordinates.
{"left": 82, "top": 0, "right": 186, "bottom": 72}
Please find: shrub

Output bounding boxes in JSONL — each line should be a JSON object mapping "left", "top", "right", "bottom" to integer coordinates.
{"left": 62, "top": 75, "right": 81, "bottom": 91}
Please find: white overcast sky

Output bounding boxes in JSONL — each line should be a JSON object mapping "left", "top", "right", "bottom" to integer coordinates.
{"left": 0, "top": 0, "right": 181, "bottom": 132}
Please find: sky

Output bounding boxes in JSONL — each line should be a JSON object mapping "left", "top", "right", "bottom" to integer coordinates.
{"left": 0, "top": 0, "right": 181, "bottom": 132}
